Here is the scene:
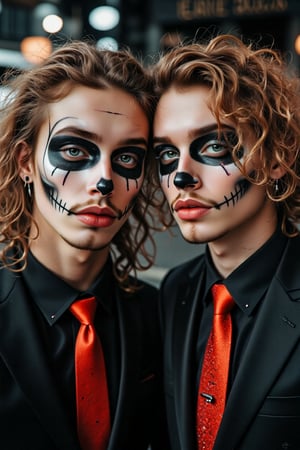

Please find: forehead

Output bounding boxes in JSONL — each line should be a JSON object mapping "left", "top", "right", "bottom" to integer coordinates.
{"left": 154, "top": 85, "right": 215, "bottom": 134}
{"left": 42, "top": 84, "right": 149, "bottom": 138}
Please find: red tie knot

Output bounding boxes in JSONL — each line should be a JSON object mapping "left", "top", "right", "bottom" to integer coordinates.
{"left": 211, "top": 284, "right": 235, "bottom": 315}
{"left": 70, "top": 296, "right": 97, "bottom": 325}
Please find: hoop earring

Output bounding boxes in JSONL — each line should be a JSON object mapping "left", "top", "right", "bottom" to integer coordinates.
{"left": 24, "top": 175, "right": 32, "bottom": 198}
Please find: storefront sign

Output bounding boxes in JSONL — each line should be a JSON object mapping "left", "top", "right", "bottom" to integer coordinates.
{"left": 154, "top": 0, "right": 298, "bottom": 23}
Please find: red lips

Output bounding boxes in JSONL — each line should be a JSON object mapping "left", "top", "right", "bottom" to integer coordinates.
{"left": 76, "top": 205, "right": 116, "bottom": 217}
{"left": 173, "top": 198, "right": 211, "bottom": 221}
{"left": 174, "top": 199, "right": 210, "bottom": 211}
{"left": 75, "top": 205, "right": 117, "bottom": 227}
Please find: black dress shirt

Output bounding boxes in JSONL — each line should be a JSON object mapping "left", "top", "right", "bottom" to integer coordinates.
{"left": 196, "top": 228, "right": 288, "bottom": 394}
{"left": 22, "top": 251, "right": 120, "bottom": 430}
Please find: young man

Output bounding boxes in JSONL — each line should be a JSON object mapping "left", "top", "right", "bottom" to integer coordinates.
{"left": 152, "top": 34, "right": 300, "bottom": 449}
{"left": 0, "top": 41, "right": 168, "bottom": 449}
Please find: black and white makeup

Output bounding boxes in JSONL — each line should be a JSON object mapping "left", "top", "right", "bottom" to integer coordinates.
{"left": 153, "top": 84, "right": 269, "bottom": 244}
{"left": 154, "top": 128, "right": 251, "bottom": 210}
{"left": 41, "top": 118, "right": 146, "bottom": 220}
{"left": 24, "top": 84, "right": 149, "bottom": 251}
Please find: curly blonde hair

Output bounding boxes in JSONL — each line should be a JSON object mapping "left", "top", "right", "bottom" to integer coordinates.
{"left": 0, "top": 40, "right": 157, "bottom": 290}
{"left": 152, "top": 34, "right": 300, "bottom": 236}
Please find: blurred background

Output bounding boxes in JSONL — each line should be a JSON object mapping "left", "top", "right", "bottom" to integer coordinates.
{"left": 1, "top": 0, "right": 300, "bottom": 69}
{"left": 1, "top": 0, "right": 300, "bottom": 285}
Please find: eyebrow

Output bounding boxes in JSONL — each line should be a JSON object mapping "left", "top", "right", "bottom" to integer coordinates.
{"left": 153, "top": 123, "right": 234, "bottom": 145}
{"left": 54, "top": 126, "right": 148, "bottom": 148}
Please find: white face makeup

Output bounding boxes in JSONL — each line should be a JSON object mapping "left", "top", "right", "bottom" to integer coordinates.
{"left": 153, "top": 85, "right": 272, "bottom": 245}
{"left": 27, "top": 84, "right": 149, "bottom": 252}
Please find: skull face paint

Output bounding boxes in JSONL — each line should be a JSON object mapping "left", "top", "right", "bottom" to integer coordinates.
{"left": 42, "top": 128, "right": 145, "bottom": 218}
{"left": 154, "top": 129, "right": 252, "bottom": 210}
{"left": 27, "top": 84, "right": 149, "bottom": 252}
{"left": 153, "top": 84, "right": 270, "bottom": 244}
{"left": 155, "top": 130, "right": 242, "bottom": 190}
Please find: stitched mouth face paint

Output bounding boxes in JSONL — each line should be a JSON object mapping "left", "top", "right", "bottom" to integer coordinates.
{"left": 214, "top": 178, "right": 251, "bottom": 209}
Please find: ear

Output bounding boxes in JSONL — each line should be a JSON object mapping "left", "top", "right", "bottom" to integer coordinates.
{"left": 17, "top": 141, "right": 34, "bottom": 181}
{"left": 270, "top": 162, "right": 286, "bottom": 180}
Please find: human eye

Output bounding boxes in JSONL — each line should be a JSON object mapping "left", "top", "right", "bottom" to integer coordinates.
{"left": 113, "top": 146, "right": 146, "bottom": 168}
{"left": 154, "top": 145, "right": 179, "bottom": 165}
{"left": 199, "top": 136, "right": 232, "bottom": 158}
{"left": 62, "top": 145, "right": 90, "bottom": 161}
{"left": 113, "top": 151, "right": 139, "bottom": 169}
{"left": 190, "top": 131, "right": 239, "bottom": 166}
{"left": 111, "top": 146, "right": 146, "bottom": 179}
{"left": 47, "top": 135, "right": 99, "bottom": 171}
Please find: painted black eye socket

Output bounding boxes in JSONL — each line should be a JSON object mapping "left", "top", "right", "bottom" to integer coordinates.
{"left": 154, "top": 145, "right": 179, "bottom": 164}
{"left": 154, "top": 144, "right": 179, "bottom": 176}
{"left": 48, "top": 135, "right": 99, "bottom": 171}
{"left": 47, "top": 136, "right": 147, "bottom": 181}
{"left": 153, "top": 130, "right": 243, "bottom": 176}
{"left": 190, "top": 131, "right": 242, "bottom": 166}
{"left": 111, "top": 147, "right": 146, "bottom": 179}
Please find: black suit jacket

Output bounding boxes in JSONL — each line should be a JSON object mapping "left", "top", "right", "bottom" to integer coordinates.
{"left": 160, "top": 235, "right": 300, "bottom": 450}
{"left": 0, "top": 266, "right": 169, "bottom": 450}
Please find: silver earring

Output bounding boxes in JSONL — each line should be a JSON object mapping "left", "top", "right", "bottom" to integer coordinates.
{"left": 274, "top": 179, "right": 279, "bottom": 193}
{"left": 24, "top": 175, "right": 32, "bottom": 197}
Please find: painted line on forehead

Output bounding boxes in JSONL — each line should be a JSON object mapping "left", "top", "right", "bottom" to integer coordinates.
{"left": 96, "top": 109, "right": 124, "bottom": 116}
{"left": 45, "top": 117, "right": 77, "bottom": 152}
{"left": 49, "top": 116, "right": 77, "bottom": 135}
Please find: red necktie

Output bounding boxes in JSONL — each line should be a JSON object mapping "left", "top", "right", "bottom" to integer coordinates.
{"left": 196, "top": 284, "right": 235, "bottom": 450}
{"left": 70, "top": 297, "right": 110, "bottom": 450}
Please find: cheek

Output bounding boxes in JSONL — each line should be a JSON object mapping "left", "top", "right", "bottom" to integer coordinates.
{"left": 160, "top": 174, "right": 176, "bottom": 200}
{"left": 205, "top": 163, "right": 240, "bottom": 189}
{"left": 158, "top": 166, "right": 176, "bottom": 191}
{"left": 113, "top": 169, "right": 144, "bottom": 194}
{"left": 42, "top": 152, "right": 87, "bottom": 190}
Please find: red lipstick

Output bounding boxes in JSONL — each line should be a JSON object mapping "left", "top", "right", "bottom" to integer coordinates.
{"left": 75, "top": 205, "right": 117, "bottom": 227}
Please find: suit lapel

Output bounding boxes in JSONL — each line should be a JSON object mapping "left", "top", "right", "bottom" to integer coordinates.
{"left": 0, "top": 273, "right": 79, "bottom": 450}
{"left": 215, "top": 239, "right": 300, "bottom": 450}
{"left": 107, "top": 287, "right": 141, "bottom": 449}
{"left": 172, "top": 261, "right": 206, "bottom": 450}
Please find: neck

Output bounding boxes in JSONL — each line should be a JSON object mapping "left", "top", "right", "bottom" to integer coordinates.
{"left": 208, "top": 211, "right": 278, "bottom": 279}
{"left": 30, "top": 241, "right": 110, "bottom": 291}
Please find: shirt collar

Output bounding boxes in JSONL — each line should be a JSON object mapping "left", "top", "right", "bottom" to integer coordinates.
{"left": 205, "top": 228, "right": 288, "bottom": 316}
{"left": 22, "top": 251, "right": 115, "bottom": 326}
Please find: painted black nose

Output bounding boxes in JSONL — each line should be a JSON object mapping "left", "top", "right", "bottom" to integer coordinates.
{"left": 96, "top": 178, "right": 114, "bottom": 195}
{"left": 174, "top": 171, "right": 199, "bottom": 189}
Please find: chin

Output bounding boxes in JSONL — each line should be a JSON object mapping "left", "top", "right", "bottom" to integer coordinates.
{"left": 62, "top": 235, "right": 110, "bottom": 252}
